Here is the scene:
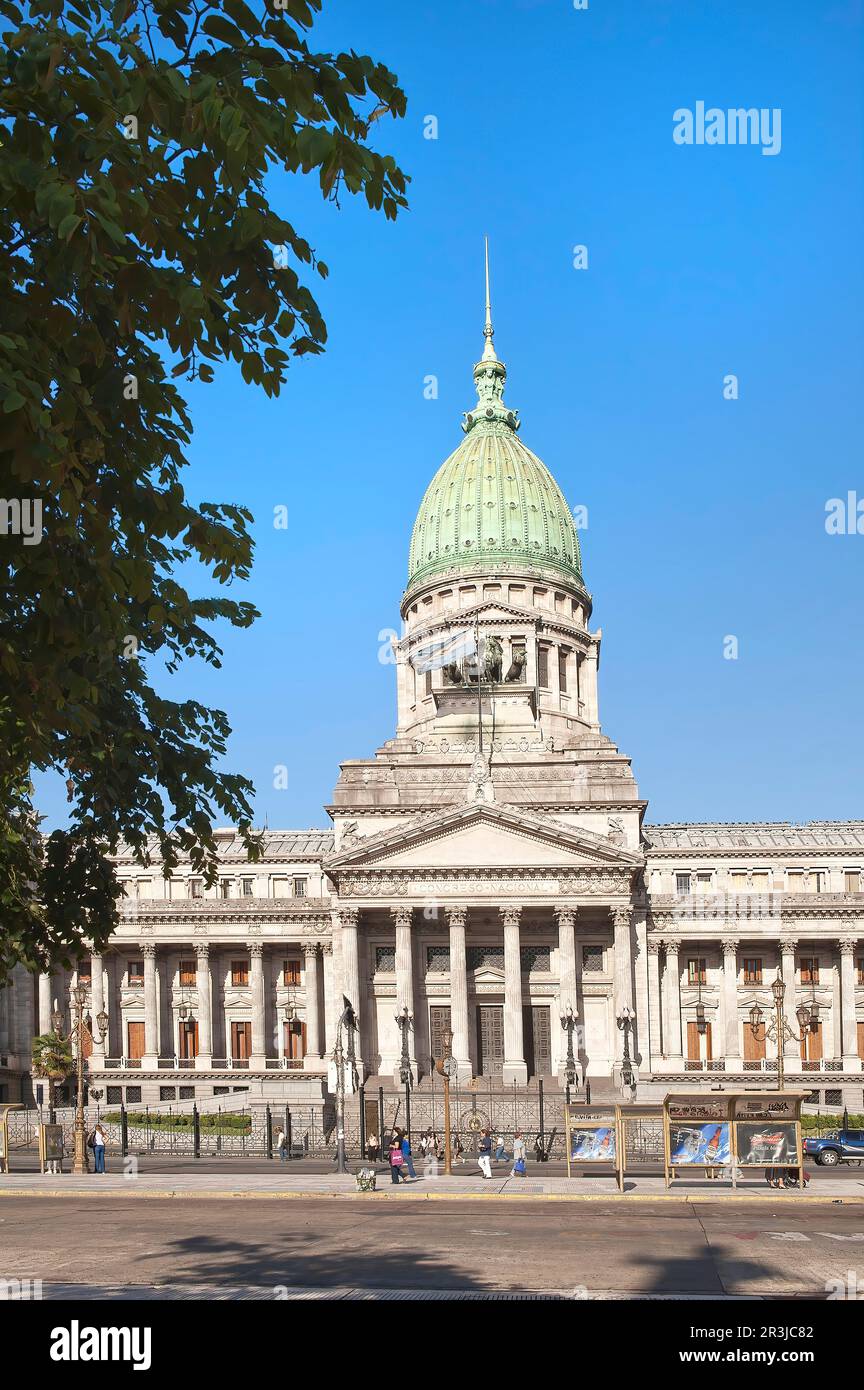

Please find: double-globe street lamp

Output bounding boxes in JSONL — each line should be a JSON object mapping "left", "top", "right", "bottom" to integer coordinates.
{"left": 559, "top": 1003, "right": 578, "bottom": 1091}
{"left": 616, "top": 1003, "right": 635, "bottom": 1094}
{"left": 395, "top": 1004, "right": 413, "bottom": 1088}
{"left": 748, "top": 973, "right": 819, "bottom": 1093}
{"left": 52, "top": 984, "right": 108, "bottom": 1176}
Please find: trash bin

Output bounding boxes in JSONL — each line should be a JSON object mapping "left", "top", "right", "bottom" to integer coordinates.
{"left": 355, "top": 1166, "right": 377, "bottom": 1192}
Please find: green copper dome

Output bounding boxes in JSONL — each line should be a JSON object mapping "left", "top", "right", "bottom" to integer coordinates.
{"left": 407, "top": 265, "right": 584, "bottom": 595}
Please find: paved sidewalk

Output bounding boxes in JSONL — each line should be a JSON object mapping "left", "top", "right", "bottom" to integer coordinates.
{"left": 2, "top": 1170, "right": 862, "bottom": 1200}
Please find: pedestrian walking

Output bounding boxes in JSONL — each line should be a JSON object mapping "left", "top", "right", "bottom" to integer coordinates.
{"left": 401, "top": 1130, "right": 417, "bottom": 1180}
{"left": 478, "top": 1128, "right": 493, "bottom": 1180}
{"left": 91, "top": 1123, "right": 107, "bottom": 1174}
{"left": 452, "top": 1134, "right": 465, "bottom": 1164}
{"left": 367, "top": 1133, "right": 379, "bottom": 1163}
{"left": 494, "top": 1133, "right": 509, "bottom": 1162}
{"left": 388, "top": 1135, "right": 404, "bottom": 1185}
{"left": 510, "top": 1130, "right": 527, "bottom": 1177}
{"left": 276, "top": 1127, "right": 288, "bottom": 1162}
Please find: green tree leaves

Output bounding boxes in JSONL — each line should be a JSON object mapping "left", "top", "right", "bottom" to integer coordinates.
{"left": 0, "top": 0, "right": 408, "bottom": 980}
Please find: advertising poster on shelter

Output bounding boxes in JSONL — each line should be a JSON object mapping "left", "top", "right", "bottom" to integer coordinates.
{"left": 669, "top": 1122, "right": 731, "bottom": 1166}
{"left": 570, "top": 1126, "right": 616, "bottom": 1162}
{"left": 736, "top": 1122, "right": 800, "bottom": 1166}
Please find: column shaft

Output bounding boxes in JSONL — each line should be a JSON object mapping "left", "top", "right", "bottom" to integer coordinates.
{"left": 38, "top": 972, "right": 53, "bottom": 1034}
{"left": 839, "top": 940, "right": 859, "bottom": 1064}
{"left": 303, "top": 945, "right": 322, "bottom": 1064}
{"left": 392, "top": 907, "right": 417, "bottom": 1081}
{"left": 781, "top": 940, "right": 798, "bottom": 1058}
{"left": 143, "top": 945, "right": 159, "bottom": 1063}
{"left": 249, "top": 943, "right": 266, "bottom": 1064}
{"left": 722, "top": 941, "right": 741, "bottom": 1064}
{"left": 447, "top": 907, "right": 471, "bottom": 1080}
{"left": 90, "top": 953, "right": 105, "bottom": 1063}
{"left": 196, "top": 945, "right": 212, "bottom": 1066}
{"left": 664, "top": 943, "right": 683, "bottom": 1065}
{"left": 501, "top": 907, "right": 527, "bottom": 1085}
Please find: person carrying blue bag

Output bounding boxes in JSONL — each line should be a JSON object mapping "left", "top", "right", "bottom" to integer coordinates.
{"left": 510, "top": 1129, "right": 527, "bottom": 1177}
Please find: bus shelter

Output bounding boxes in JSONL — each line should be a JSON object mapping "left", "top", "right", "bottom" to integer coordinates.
{"left": 565, "top": 1102, "right": 623, "bottom": 1189}
{"left": 0, "top": 1104, "right": 23, "bottom": 1174}
{"left": 663, "top": 1091, "right": 807, "bottom": 1188}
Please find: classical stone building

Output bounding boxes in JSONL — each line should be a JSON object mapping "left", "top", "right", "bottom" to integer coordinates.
{"left": 2, "top": 294, "right": 863, "bottom": 1112}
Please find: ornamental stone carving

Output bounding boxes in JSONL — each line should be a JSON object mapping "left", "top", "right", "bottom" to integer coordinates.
{"left": 249, "top": 941, "right": 264, "bottom": 958}
{"left": 838, "top": 938, "right": 859, "bottom": 956}
{"left": 611, "top": 907, "right": 632, "bottom": 930}
{"left": 722, "top": 939, "right": 740, "bottom": 957}
{"left": 303, "top": 943, "right": 319, "bottom": 960}
{"left": 338, "top": 907, "right": 360, "bottom": 930}
{"left": 391, "top": 906, "right": 413, "bottom": 929}
{"left": 142, "top": 943, "right": 156, "bottom": 958}
{"left": 553, "top": 906, "right": 578, "bottom": 929}
{"left": 445, "top": 906, "right": 468, "bottom": 929}
{"left": 499, "top": 906, "right": 522, "bottom": 928}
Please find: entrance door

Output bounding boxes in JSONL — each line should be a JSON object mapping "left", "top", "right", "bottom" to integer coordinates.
{"left": 429, "top": 1006, "right": 452, "bottom": 1068}
{"left": 178, "top": 1020, "right": 199, "bottom": 1061}
{"left": 476, "top": 1005, "right": 504, "bottom": 1077}
{"left": 686, "top": 1021, "right": 712, "bottom": 1063}
{"left": 744, "top": 1022, "right": 766, "bottom": 1062}
{"left": 283, "top": 1020, "right": 306, "bottom": 1062}
{"left": 858, "top": 1022, "right": 864, "bottom": 1060}
{"left": 126, "top": 1021, "right": 145, "bottom": 1061}
{"left": 231, "top": 1021, "right": 252, "bottom": 1061}
{"left": 522, "top": 1005, "right": 552, "bottom": 1077}
{"left": 801, "top": 1021, "right": 823, "bottom": 1063}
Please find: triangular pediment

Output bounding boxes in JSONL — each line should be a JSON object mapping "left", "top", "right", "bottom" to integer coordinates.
{"left": 325, "top": 802, "right": 643, "bottom": 875}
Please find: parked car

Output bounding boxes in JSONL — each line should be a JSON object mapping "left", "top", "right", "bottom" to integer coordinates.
{"left": 803, "top": 1130, "right": 864, "bottom": 1166}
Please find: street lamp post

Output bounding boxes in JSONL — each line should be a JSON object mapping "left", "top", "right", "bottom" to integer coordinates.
{"left": 559, "top": 1004, "right": 578, "bottom": 1090}
{"left": 333, "top": 996, "right": 357, "bottom": 1175}
{"left": 748, "top": 973, "right": 817, "bottom": 1092}
{"left": 53, "top": 984, "right": 108, "bottom": 1176}
{"left": 395, "top": 1004, "right": 413, "bottom": 1088}
{"left": 616, "top": 1004, "right": 635, "bottom": 1094}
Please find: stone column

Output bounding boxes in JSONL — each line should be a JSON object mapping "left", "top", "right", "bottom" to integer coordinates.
{"left": 249, "top": 942, "right": 266, "bottom": 1067}
{"left": 446, "top": 906, "right": 471, "bottom": 1080}
{"left": 501, "top": 906, "right": 527, "bottom": 1085}
{"left": 196, "top": 943, "right": 213, "bottom": 1067}
{"left": 647, "top": 938, "right": 664, "bottom": 1064}
{"left": 583, "top": 642, "right": 599, "bottom": 726}
{"left": 90, "top": 953, "right": 105, "bottom": 1064}
{"left": 38, "top": 972, "right": 53, "bottom": 1034}
{"left": 555, "top": 906, "right": 578, "bottom": 1013}
{"left": 663, "top": 940, "right": 683, "bottom": 1066}
{"left": 839, "top": 939, "right": 860, "bottom": 1067}
{"left": 303, "top": 944, "right": 322, "bottom": 1066}
{"left": 142, "top": 943, "right": 159, "bottom": 1065}
{"left": 722, "top": 939, "right": 741, "bottom": 1067}
{"left": 338, "top": 908, "right": 362, "bottom": 1079}
{"left": 321, "top": 942, "right": 335, "bottom": 1057}
{"left": 612, "top": 907, "right": 634, "bottom": 1013}
{"left": 780, "top": 939, "right": 799, "bottom": 1058}
{"left": 392, "top": 906, "right": 417, "bottom": 1082}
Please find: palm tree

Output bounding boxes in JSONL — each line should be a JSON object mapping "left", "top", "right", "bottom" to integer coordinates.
{"left": 31, "top": 1030, "right": 73, "bottom": 1117}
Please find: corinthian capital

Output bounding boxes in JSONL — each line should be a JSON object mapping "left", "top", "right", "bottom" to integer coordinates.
{"left": 554, "top": 905, "right": 578, "bottom": 929}
{"left": 722, "top": 939, "right": 740, "bottom": 958}
{"left": 445, "top": 906, "right": 467, "bottom": 930}
{"left": 499, "top": 906, "right": 522, "bottom": 928}
{"left": 838, "top": 938, "right": 859, "bottom": 957}
{"left": 391, "top": 906, "right": 413, "bottom": 929}
{"left": 611, "top": 907, "right": 632, "bottom": 932}
{"left": 338, "top": 906, "right": 360, "bottom": 930}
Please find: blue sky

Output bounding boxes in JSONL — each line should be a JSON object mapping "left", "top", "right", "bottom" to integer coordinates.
{"left": 39, "top": 0, "right": 864, "bottom": 831}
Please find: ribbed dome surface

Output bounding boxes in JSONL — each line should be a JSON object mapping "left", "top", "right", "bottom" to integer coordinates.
{"left": 407, "top": 424, "right": 583, "bottom": 591}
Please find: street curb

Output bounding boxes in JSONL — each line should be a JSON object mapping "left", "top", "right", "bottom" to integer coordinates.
{"left": 1, "top": 1187, "right": 861, "bottom": 1203}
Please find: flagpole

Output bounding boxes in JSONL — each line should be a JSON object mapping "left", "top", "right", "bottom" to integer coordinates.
{"left": 476, "top": 611, "right": 482, "bottom": 753}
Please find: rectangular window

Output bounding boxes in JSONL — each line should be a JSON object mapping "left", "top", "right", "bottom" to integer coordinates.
{"left": 749, "top": 872, "right": 770, "bottom": 893}
{"left": 189, "top": 878, "right": 203, "bottom": 899}
{"left": 76, "top": 957, "right": 91, "bottom": 983}
{"left": 106, "top": 1086, "right": 122, "bottom": 1105}
{"left": 695, "top": 872, "right": 713, "bottom": 893}
{"left": 743, "top": 957, "right": 762, "bottom": 985}
{"left": 271, "top": 878, "right": 290, "bottom": 898}
{"left": 510, "top": 642, "right": 526, "bottom": 680}
{"left": 178, "top": 1020, "right": 199, "bottom": 1061}
{"left": 857, "top": 958, "right": 864, "bottom": 987}
{"left": 811, "top": 870, "right": 827, "bottom": 893}
{"left": 126, "top": 1022, "right": 144, "bottom": 1060}
{"left": 582, "top": 945, "right": 603, "bottom": 973}
{"left": 219, "top": 879, "right": 231, "bottom": 899}
{"left": 675, "top": 873, "right": 691, "bottom": 896}
{"left": 159, "top": 1086, "right": 176, "bottom": 1101}
{"left": 426, "top": 947, "right": 450, "bottom": 974}
{"left": 375, "top": 946, "right": 396, "bottom": 974}
{"left": 125, "top": 1086, "right": 142, "bottom": 1104}
{"left": 128, "top": 960, "right": 144, "bottom": 986}
{"left": 537, "top": 645, "right": 549, "bottom": 688}
{"left": 557, "top": 647, "right": 568, "bottom": 693}
{"left": 467, "top": 946, "right": 505, "bottom": 972}
{"left": 240, "top": 878, "right": 254, "bottom": 897}
{"left": 230, "top": 1021, "right": 252, "bottom": 1060}
{"left": 520, "top": 946, "right": 551, "bottom": 974}
{"left": 728, "top": 872, "right": 748, "bottom": 892}
{"left": 137, "top": 879, "right": 154, "bottom": 899}
{"left": 425, "top": 669, "right": 432, "bottom": 696}
{"left": 787, "top": 870, "right": 805, "bottom": 891}
{"left": 179, "top": 959, "right": 196, "bottom": 987}
{"left": 178, "top": 1086, "right": 195, "bottom": 1101}
{"left": 283, "top": 959, "right": 301, "bottom": 986}
{"left": 293, "top": 877, "right": 307, "bottom": 898}
{"left": 231, "top": 959, "right": 249, "bottom": 987}
{"left": 800, "top": 956, "right": 819, "bottom": 986}
{"left": 687, "top": 957, "right": 707, "bottom": 986}
{"left": 845, "top": 870, "right": 861, "bottom": 893}
{"left": 825, "top": 1088, "right": 842, "bottom": 1107}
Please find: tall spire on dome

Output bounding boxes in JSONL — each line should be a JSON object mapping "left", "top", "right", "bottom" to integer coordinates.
{"left": 462, "top": 237, "right": 520, "bottom": 435}
{"left": 481, "top": 234, "right": 498, "bottom": 362}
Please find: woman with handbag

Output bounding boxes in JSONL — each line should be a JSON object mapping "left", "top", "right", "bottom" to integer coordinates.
{"left": 510, "top": 1130, "right": 527, "bottom": 1177}
{"left": 388, "top": 1135, "right": 404, "bottom": 1185}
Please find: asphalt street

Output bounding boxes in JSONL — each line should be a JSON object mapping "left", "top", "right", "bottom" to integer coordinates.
{"left": 3, "top": 1195, "right": 864, "bottom": 1298}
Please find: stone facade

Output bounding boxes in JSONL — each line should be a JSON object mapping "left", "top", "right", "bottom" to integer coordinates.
{"left": 2, "top": 296, "right": 862, "bottom": 1111}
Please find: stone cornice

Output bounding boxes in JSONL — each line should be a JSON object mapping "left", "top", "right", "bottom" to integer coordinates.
{"left": 648, "top": 893, "right": 864, "bottom": 923}
{"left": 336, "top": 865, "right": 635, "bottom": 901}
{"left": 120, "top": 899, "right": 332, "bottom": 926}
